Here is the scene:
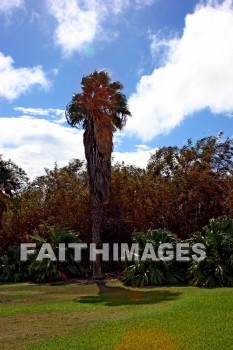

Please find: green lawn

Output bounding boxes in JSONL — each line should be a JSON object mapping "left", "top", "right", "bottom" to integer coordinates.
{"left": 0, "top": 281, "right": 232, "bottom": 349}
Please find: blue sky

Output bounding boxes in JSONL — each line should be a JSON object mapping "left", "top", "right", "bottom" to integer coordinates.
{"left": 0, "top": 0, "right": 233, "bottom": 178}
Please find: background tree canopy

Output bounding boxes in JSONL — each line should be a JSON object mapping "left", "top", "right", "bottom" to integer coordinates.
{"left": 1, "top": 134, "right": 233, "bottom": 254}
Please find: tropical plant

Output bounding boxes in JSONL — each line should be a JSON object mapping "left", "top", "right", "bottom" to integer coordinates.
{"left": 123, "top": 229, "right": 185, "bottom": 287}
{"left": 29, "top": 259, "right": 61, "bottom": 283}
{"left": 28, "top": 227, "right": 89, "bottom": 283}
{"left": 188, "top": 217, "right": 233, "bottom": 287}
{"left": 0, "top": 246, "right": 29, "bottom": 282}
{"left": 66, "top": 70, "right": 131, "bottom": 277}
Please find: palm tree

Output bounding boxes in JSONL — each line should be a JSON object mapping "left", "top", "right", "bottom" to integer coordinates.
{"left": 66, "top": 70, "right": 131, "bottom": 278}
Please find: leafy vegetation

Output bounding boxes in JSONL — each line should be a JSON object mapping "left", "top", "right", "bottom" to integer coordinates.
{"left": 0, "top": 154, "right": 28, "bottom": 235}
{"left": 1, "top": 217, "right": 232, "bottom": 287}
{"left": 188, "top": 217, "right": 233, "bottom": 287}
{"left": 123, "top": 218, "right": 233, "bottom": 288}
{"left": 0, "top": 246, "right": 29, "bottom": 282}
{"left": 0, "top": 227, "right": 89, "bottom": 283}
{"left": 1, "top": 133, "right": 233, "bottom": 286}
{"left": 29, "top": 227, "right": 89, "bottom": 283}
{"left": 123, "top": 229, "right": 185, "bottom": 287}
{"left": 1, "top": 134, "right": 233, "bottom": 254}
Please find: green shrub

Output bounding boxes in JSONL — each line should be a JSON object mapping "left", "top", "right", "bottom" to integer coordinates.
{"left": 123, "top": 229, "right": 185, "bottom": 287}
{"left": 29, "top": 227, "right": 89, "bottom": 283}
{"left": 188, "top": 217, "right": 233, "bottom": 287}
{"left": 28, "top": 259, "right": 61, "bottom": 283}
{"left": 0, "top": 246, "right": 29, "bottom": 282}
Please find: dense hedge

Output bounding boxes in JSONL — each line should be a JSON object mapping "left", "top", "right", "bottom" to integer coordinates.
{"left": 123, "top": 217, "right": 233, "bottom": 288}
{"left": 1, "top": 218, "right": 233, "bottom": 287}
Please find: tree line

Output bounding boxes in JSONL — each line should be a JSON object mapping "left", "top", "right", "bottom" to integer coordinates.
{"left": 1, "top": 132, "right": 233, "bottom": 254}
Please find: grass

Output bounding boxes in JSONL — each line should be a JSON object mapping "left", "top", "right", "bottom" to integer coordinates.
{"left": 0, "top": 281, "right": 232, "bottom": 349}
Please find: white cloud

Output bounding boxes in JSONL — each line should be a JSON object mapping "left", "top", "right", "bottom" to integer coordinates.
{"left": 0, "top": 52, "right": 50, "bottom": 100}
{"left": 114, "top": 147, "right": 156, "bottom": 168}
{"left": 13, "top": 107, "right": 66, "bottom": 124}
{"left": 127, "top": 0, "right": 233, "bottom": 141}
{"left": 0, "top": 0, "right": 24, "bottom": 14}
{"left": 47, "top": 0, "right": 97, "bottom": 57}
{"left": 0, "top": 113, "right": 152, "bottom": 178}
{"left": 135, "top": 144, "right": 150, "bottom": 150}
{"left": 47, "top": 0, "right": 154, "bottom": 56}
{"left": 149, "top": 31, "right": 179, "bottom": 64}
{"left": 0, "top": 116, "right": 84, "bottom": 178}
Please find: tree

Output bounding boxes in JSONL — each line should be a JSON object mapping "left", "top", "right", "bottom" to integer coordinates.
{"left": 66, "top": 70, "right": 131, "bottom": 278}
{"left": 147, "top": 134, "right": 233, "bottom": 237}
{"left": 0, "top": 191, "right": 9, "bottom": 230}
{"left": 0, "top": 160, "right": 90, "bottom": 255}
{"left": 0, "top": 155, "right": 28, "bottom": 231}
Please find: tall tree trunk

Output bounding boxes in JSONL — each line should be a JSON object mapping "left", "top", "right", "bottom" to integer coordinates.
{"left": 84, "top": 118, "right": 112, "bottom": 279}
{"left": 91, "top": 195, "right": 102, "bottom": 244}
{"left": 91, "top": 195, "right": 103, "bottom": 279}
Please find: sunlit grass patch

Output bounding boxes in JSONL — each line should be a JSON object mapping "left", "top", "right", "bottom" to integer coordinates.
{"left": 115, "top": 329, "right": 186, "bottom": 350}
{"left": 0, "top": 290, "right": 44, "bottom": 296}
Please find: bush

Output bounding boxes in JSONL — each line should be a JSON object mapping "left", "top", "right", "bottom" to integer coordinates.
{"left": 28, "top": 259, "right": 61, "bottom": 283}
{"left": 0, "top": 227, "right": 90, "bottom": 284}
{"left": 29, "top": 227, "right": 90, "bottom": 283}
{"left": 123, "top": 229, "right": 185, "bottom": 287}
{"left": 0, "top": 246, "right": 29, "bottom": 282}
{"left": 188, "top": 217, "right": 233, "bottom": 287}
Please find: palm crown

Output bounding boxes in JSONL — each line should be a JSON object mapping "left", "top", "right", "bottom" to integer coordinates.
{"left": 66, "top": 70, "right": 131, "bottom": 204}
{"left": 66, "top": 70, "right": 131, "bottom": 131}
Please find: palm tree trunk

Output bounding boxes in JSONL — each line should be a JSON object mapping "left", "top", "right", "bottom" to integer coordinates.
{"left": 91, "top": 195, "right": 103, "bottom": 279}
{"left": 91, "top": 195, "right": 102, "bottom": 244}
{"left": 84, "top": 120, "right": 105, "bottom": 279}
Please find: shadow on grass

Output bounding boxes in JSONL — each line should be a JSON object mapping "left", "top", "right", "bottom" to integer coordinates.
{"left": 77, "top": 282, "right": 182, "bottom": 307}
